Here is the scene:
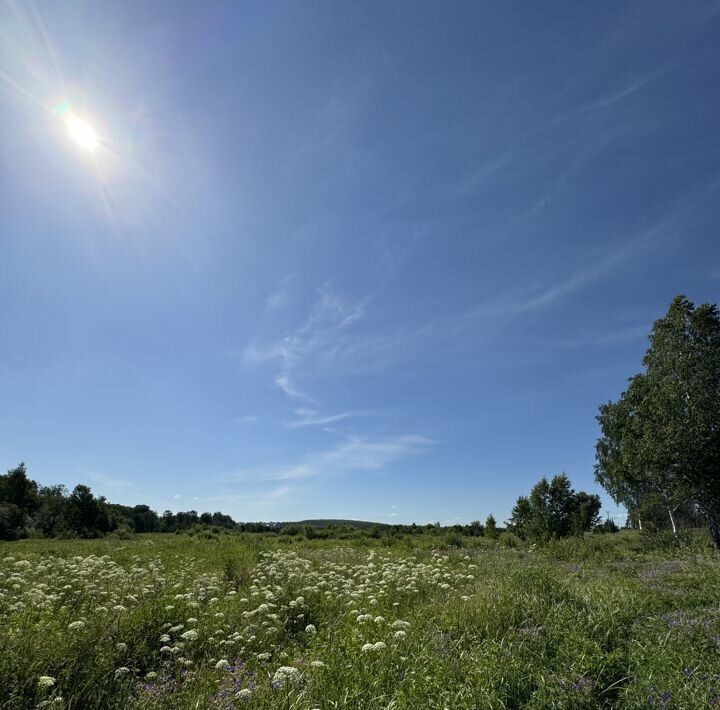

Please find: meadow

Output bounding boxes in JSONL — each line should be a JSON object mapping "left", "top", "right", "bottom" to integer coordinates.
{"left": 2, "top": 531, "right": 720, "bottom": 709}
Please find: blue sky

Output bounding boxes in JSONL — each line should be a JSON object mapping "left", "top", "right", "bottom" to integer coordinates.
{"left": 1, "top": 1, "right": 719, "bottom": 525}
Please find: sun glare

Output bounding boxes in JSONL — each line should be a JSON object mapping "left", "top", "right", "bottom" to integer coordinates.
{"left": 64, "top": 111, "right": 99, "bottom": 152}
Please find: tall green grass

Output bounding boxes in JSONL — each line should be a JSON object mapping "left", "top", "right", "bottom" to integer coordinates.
{"left": 1, "top": 532, "right": 719, "bottom": 708}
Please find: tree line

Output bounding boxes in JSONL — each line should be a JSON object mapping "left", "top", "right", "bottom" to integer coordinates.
{"left": 0, "top": 465, "right": 504, "bottom": 540}
{"left": 0, "top": 464, "right": 281, "bottom": 540}
{"left": 1, "top": 461, "right": 612, "bottom": 543}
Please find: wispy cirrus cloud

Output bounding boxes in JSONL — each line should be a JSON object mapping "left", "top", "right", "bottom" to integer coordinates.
{"left": 548, "top": 68, "right": 673, "bottom": 128}
{"left": 245, "top": 283, "right": 366, "bottom": 404}
{"left": 243, "top": 174, "right": 713, "bottom": 397}
{"left": 226, "top": 433, "right": 435, "bottom": 482}
{"left": 274, "top": 374, "right": 317, "bottom": 403}
{"left": 286, "top": 407, "right": 371, "bottom": 428}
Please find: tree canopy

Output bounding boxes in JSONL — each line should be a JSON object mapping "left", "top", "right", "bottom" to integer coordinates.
{"left": 595, "top": 295, "right": 720, "bottom": 547}
{"left": 507, "top": 473, "right": 601, "bottom": 541}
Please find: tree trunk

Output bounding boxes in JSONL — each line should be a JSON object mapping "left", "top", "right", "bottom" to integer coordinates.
{"left": 637, "top": 517, "right": 643, "bottom": 532}
{"left": 707, "top": 511, "right": 720, "bottom": 550}
{"left": 667, "top": 507, "right": 677, "bottom": 535}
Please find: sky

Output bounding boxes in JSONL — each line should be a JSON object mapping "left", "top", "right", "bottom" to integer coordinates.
{"left": 1, "top": 1, "right": 719, "bottom": 525}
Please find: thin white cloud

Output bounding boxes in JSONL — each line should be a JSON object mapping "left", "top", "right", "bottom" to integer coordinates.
{"left": 265, "top": 277, "right": 294, "bottom": 312}
{"left": 549, "top": 69, "right": 671, "bottom": 127}
{"left": 285, "top": 408, "right": 370, "bottom": 428}
{"left": 456, "top": 201, "right": 692, "bottom": 328}
{"left": 226, "top": 433, "right": 435, "bottom": 483}
{"left": 244, "top": 177, "right": 713, "bottom": 392}
{"left": 274, "top": 374, "right": 316, "bottom": 403}
{"left": 245, "top": 283, "right": 365, "bottom": 404}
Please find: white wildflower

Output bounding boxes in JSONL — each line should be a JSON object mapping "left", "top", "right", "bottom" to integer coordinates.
{"left": 272, "top": 665, "right": 303, "bottom": 688}
{"left": 38, "top": 676, "right": 56, "bottom": 689}
{"left": 391, "top": 620, "right": 411, "bottom": 629}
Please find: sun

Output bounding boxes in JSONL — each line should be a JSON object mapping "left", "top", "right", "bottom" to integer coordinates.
{"left": 64, "top": 111, "right": 99, "bottom": 151}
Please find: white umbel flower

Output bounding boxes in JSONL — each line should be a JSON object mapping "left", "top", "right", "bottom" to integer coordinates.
{"left": 272, "top": 665, "right": 303, "bottom": 688}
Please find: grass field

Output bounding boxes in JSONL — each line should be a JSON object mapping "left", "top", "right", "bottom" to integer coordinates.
{"left": 2, "top": 532, "right": 720, "bottom": 709}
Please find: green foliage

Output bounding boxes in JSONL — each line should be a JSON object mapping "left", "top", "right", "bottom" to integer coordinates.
{"left": 484, "top": 514, "right": 498, "bottom": 539}
{"left": 508, "top": 474, "right": 601, "bottom": 542}
{"left": 594, "top": 517, "right": 619, "bottom": 534}
{"left": 467, "top": 520, "right": 484, "bottom": 537}
{"left": 595, "top": 295, "right": 720, "bottom": 547}
{"left": 0, "top": 503, "right": 25, "bottom": 540}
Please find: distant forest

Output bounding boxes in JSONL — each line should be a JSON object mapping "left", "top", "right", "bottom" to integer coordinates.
{"left": 1, "top": 461, "right": 621, "bottom": 542}
{"left": 0, "top": 461, "right": 483, "bottom": 540}
{"left": 0, "top": 463, "right": 282, "bottom": 540}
